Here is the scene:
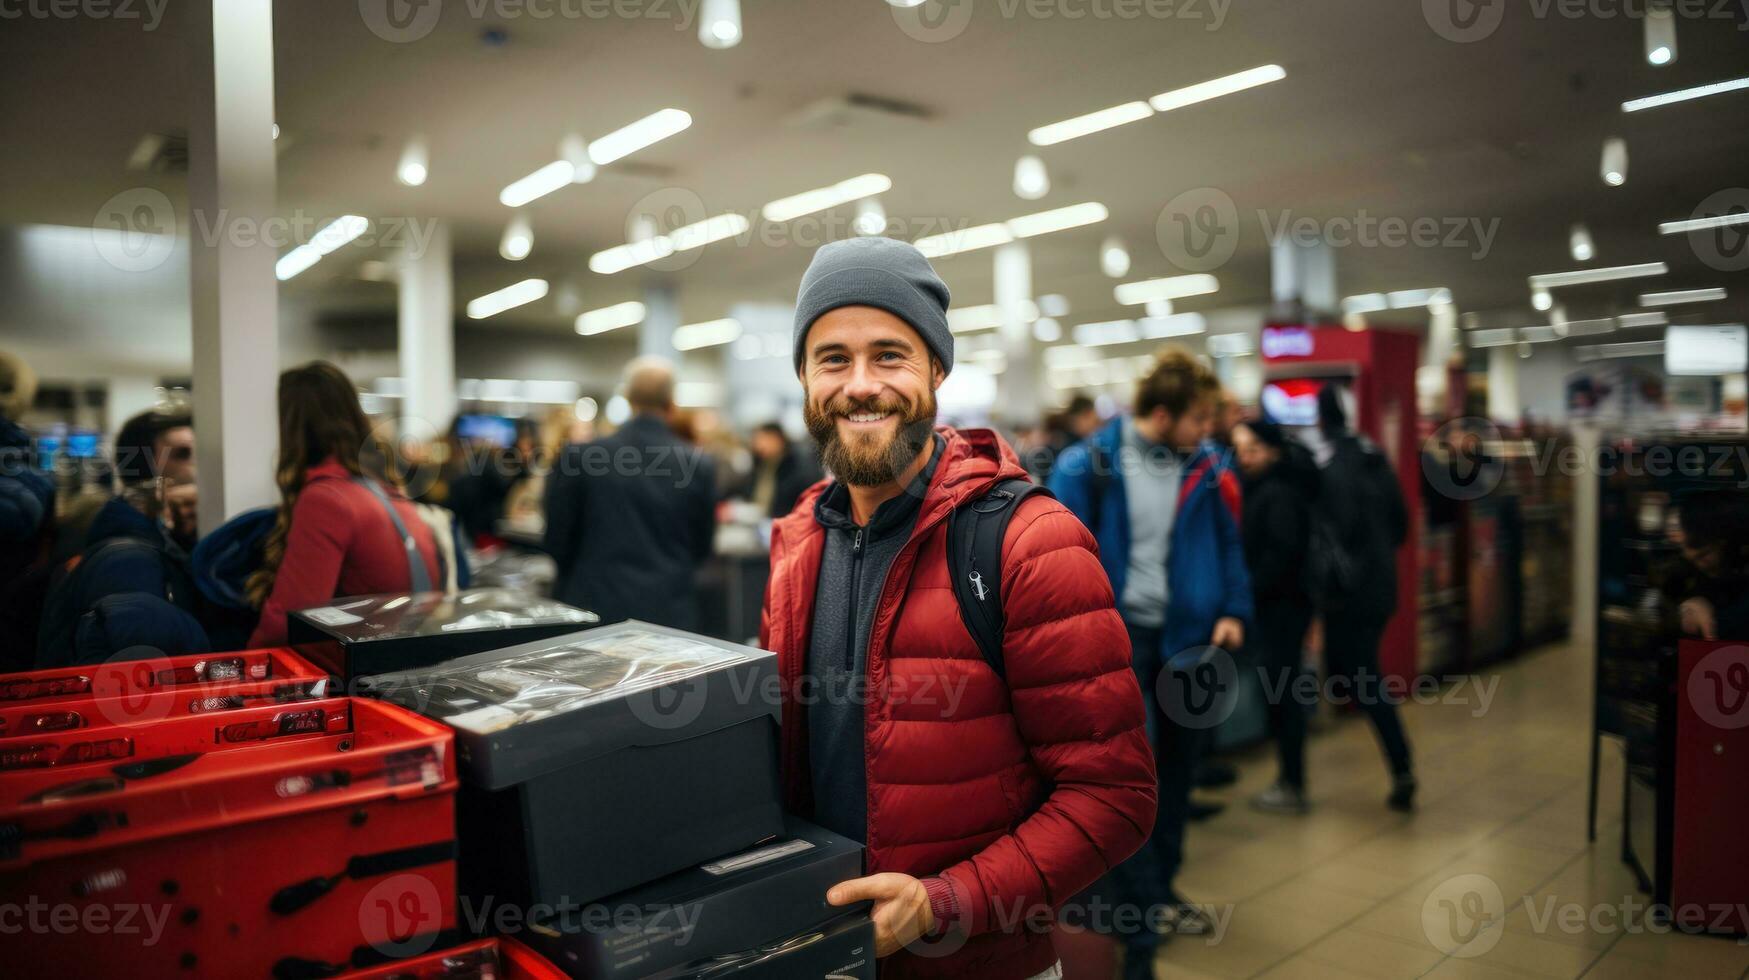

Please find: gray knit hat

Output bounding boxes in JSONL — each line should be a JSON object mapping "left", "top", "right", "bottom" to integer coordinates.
{"left": 792, "top": 237, "right": 953, "bottom": 375}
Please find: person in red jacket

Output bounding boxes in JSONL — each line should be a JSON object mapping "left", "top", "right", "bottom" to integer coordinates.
{"left": 247, "top": 362, "right": 441, "bottom": 647}
{"left": 763, "top": 238, "right": 1157, "bottom": 980}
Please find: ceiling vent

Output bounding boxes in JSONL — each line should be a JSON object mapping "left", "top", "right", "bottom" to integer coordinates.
{"left": 784, "top": 93, "right": 933, "bottom": 131}
{"left": 126, "top": 132, "right": 188, "bottom": 174}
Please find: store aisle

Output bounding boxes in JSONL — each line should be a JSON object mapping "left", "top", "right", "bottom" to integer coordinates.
{"left": 1134, "top": 639, "right": 1749, "bottom": 980}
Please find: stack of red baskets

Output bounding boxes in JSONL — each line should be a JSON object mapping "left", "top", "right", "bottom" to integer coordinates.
{"left": 0, "top": 649, "right": 516, "bottom": 978}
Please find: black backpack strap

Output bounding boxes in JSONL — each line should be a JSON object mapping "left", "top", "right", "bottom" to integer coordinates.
{"left": 948, "top": 478, "right": 1056, "bottom": 681}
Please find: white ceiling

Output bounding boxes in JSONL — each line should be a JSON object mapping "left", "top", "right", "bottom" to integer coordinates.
{"left": 1, "top": 0, "right": 1746, "bottom": 361}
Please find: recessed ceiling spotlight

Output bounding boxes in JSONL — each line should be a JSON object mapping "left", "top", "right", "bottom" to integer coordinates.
{"left": 1601, "top": 138, "right": 1627, "bottom": 186}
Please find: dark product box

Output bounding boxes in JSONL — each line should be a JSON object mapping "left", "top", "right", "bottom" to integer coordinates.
{"left": 359, "top": 621, "right": 784, "bottom": 909}
{"left": 523, "top": 817, "right": 864, "bottom": 979}
{"left": 288, "top": 588, "right": 599, "bottom": 679}
{"left": 644, "top": 912, "right": 875, "bottom": 980}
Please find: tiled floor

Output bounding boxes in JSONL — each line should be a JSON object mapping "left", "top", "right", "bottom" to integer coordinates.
{"left": 1139, "top": 639, "right": 1749, "bottom": 980}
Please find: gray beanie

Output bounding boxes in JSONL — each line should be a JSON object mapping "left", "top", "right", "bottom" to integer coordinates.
{"left": 792, "top": 237, "right": 953, "bottom": 374}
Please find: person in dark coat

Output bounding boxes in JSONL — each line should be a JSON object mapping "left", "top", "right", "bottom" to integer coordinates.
{"left": 0, "top": 351, "right": 56, "bottom": 664}
{"left": 1313, "top": 384, "right": 1416, "bottom": 811}
{"left": 543, "top": 358, "right": 716, "bottom": 629}
{"left": 1232, "top": 420, "right": 1319, "bottom": 813}
{"left": 738, "top": 422, "right": 820, "bottom": 520}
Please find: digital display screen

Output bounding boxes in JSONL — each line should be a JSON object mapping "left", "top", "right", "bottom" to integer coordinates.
{"left": 66, "top": 431, "right": 99, "bottom": 458}
{"left": 1260, "top": 378, "right": 1327, "bottom": 427}
{"left": 457, "top": 414, "right": 517, "bottom": 449}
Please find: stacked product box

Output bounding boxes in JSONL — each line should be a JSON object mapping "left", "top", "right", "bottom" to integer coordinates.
{"left": 0, "top": 684, "right": 458, "bottom": 979}
{"left": 360, "top": 620, "right": 875, "bottom": 979}
{"left": 288, "top": 588, "right": 599, "bottom": 679}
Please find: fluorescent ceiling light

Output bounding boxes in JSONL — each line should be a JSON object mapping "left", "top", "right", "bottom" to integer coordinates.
{"left": 589, "top": 238, "right": 675, "bottom": 275}
{"left": 500, "top": 160, "right": 575, "bottom": 207}
{"left": 1075, "top": 319, "right": 1142, "bottom": 347}
{"left": 1342, "top": 293, "right": 1389, "bottom": 315}
{"left": 1141, "top": 313, "right": 1207, "bottom": 338}
{"left": 1037, "top": 294, "right": 1070, "bottom": 318}
{"left": 1027, "top": 101, "right": 1153, "bottom": 147}
{"left": 1578, "top": 340, "right": 1665, "bottom": 360}
{"left": 1208, "top": 332, "right": 1255, "bottom": 357}
{"left": 467, "top": 278, "right": 549, "bottom": 319}
{"left": 588, "top": 109, "right": 692, "bottom": 165}
{"left": 1386, "top": 287, "right": 1453, "bottom": 309}
{"left": 1528, "top": 262, "right": 1667, "bottom": 288}
{"left": 1563, "top": 317, "right": 1615, "bottom": 337}
{"left": 1641, "top": 287, "right": 1726, "bottom": 307}
{"left": 915, "top": 222, "right": 1013, "bottom": 258}
{"left": 1469, "top": 328, "right": 1516, "bottom": 348}
{"left": 1149, "top": 64, "right": 1286, "bottom": 112}
{"left": 672, "top": 317, "right": 742, "bottom": 351}
{"left": 1617, "top": 311, "right": 1670, "bottom": 329}
{"left": 947, "top": 301, "right": 1040, "bottom": 333}
{"left": 1623, "top": 75, "right": 1749, "bottom": 112}
{"left": 1518, "top": 326, "right": 1562, "bottom": 343}
{"left": 576, "top": 300, "right": 646, "bottom": 336}
{"left": 1114, "top": 273, "right": 1219, "bottom": 305}
{"left": 667, "top": 213, "right": 749, "bottom": 252}
{"left": 761, "top": 174, "right": 892, "bottom": 223}
{"left": 1660, "top": 211, "right": 1749, "bottom": 235}
{"left": 275, "top": 215, "right": 368, "bottom": 281}
{"left": 588, "top": 213, "right": 747, "bottom": 275}
{"left": 1008, "top": 202, "right": 1108, "bottom": 238}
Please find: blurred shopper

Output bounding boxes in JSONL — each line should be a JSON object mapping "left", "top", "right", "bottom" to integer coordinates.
{"left": 1231, "top": 420, "right": 1319, "bottom": 814}
{"left": 0, "top": 351, "right": 55, "bottom": 663}
{"left": 763, "top": 238, "right": 1154, "bottom": 979}
{"left": 1032, "top": 393, "right": 1100, "bottom": 481}
{"left": 1660, "top": 490, "right": 1749, "bottom": 640}
{"left": 738, "top": 421, "right": 819, "bottom": 519}
{"left": 1309, "top": 385, "right": 1417, "bottom": 811}
{"left": 246, "top": 362, "right": 443, "bottom": 647}
{"left": 1207, "top": 387, "right": 1243, "bottom": 450}
{"left": 544, "top": 357, "right": 715, "bottom": 629}
{"left": 37, "top": 409, "right": 211, "bottom": 666}
{"left": 1049, "top": 347, "right": 1251, "bottom": 971}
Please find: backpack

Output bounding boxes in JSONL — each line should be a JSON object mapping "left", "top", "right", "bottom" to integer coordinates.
{"left": 946, "top": 478, "right": 1056, "bottom": 680}
{"left": 37, "top": 534, "right": 212, "bottom": 668}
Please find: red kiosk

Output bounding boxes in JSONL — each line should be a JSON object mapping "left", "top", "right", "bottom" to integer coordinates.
{"left": 1259, "top": 323, "right": 1423, "bottom": 686}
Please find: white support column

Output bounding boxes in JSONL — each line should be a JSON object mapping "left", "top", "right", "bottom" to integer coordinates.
{"left": 640, "top": 283, "right": 679, "bottom": 360}
{"left": 187, "top": 0, "right": 279, "bottom": 531}
{"left": 1487, "top": 344, "right": 1522, "bottom": 422}
{"left": 1270, "top": 237, "right": 1338, "bottom": 318}
{"left": 994, "top": 240, "right": 1039, "bottom": 423}
{"left": 398, "top": 221, "right": 456, "bottom": 433}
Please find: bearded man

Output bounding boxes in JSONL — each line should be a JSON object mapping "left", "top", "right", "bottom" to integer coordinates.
{"left": 759, "top": 237, "right": 1157, "bottom": 980}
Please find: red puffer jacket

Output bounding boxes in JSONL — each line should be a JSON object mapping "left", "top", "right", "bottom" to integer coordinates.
{"left": 761, "top": 426, "right": 1156, "bottom": 980}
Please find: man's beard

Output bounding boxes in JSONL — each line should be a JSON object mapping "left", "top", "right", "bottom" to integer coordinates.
{"left": 804, "top": 387, "right": 937, "bottom": 487}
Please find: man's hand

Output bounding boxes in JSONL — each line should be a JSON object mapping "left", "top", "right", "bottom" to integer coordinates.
{"left": 163, "top": 482, "right": 198, "bottom": 542}
{"left": 826, "top": 872, "right": 934, "bottom": 957}
{"left": 1680, "top": 597, "right": 1718, "bottom": 639}
{"left": 1211, "top": 616, "right": 1244, "bottom": 650}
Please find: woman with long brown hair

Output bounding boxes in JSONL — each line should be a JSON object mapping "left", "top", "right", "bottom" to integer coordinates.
{"left": 246, "top": 362, "right": 441, "bottom": 646}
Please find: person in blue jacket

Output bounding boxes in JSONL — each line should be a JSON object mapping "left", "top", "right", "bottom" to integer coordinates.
{"left": 1048, "top": 346, "right": 1252, "bottom": 978}
{"left": 0, "top": 351, "right": 56, "bottom": 664}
